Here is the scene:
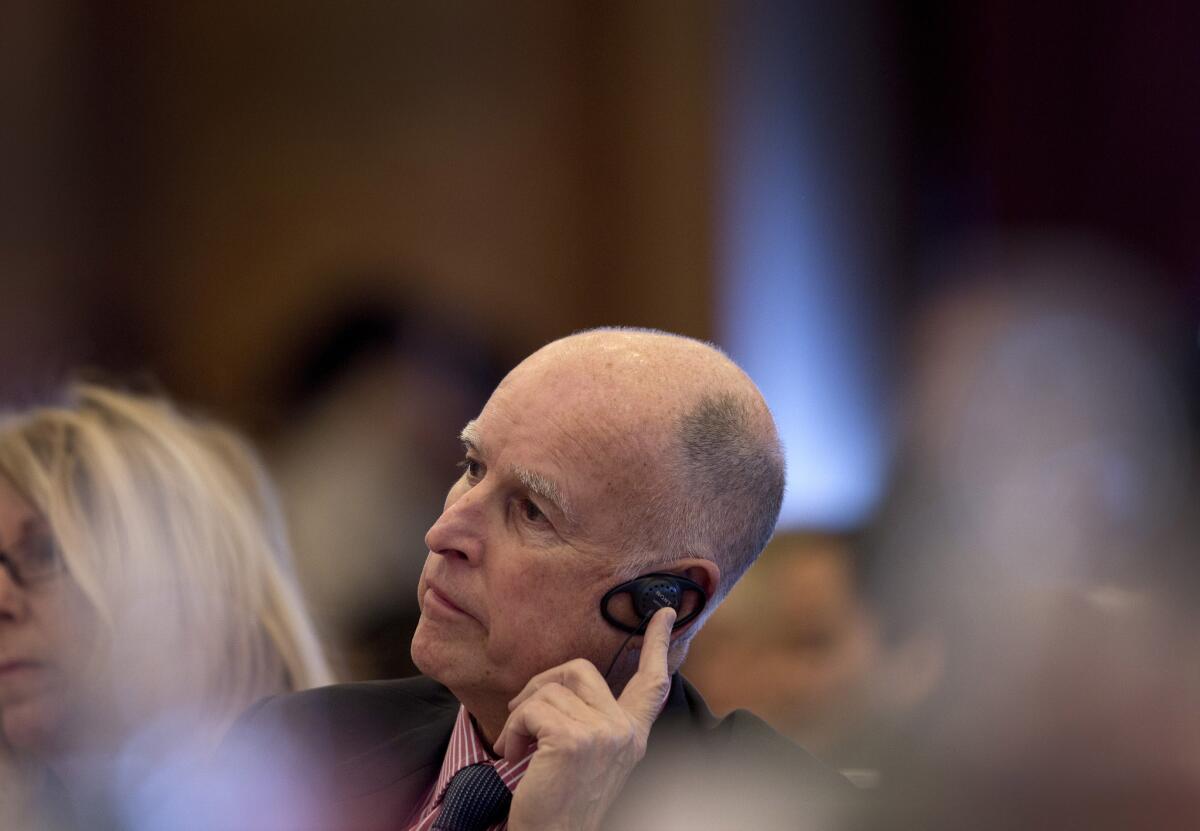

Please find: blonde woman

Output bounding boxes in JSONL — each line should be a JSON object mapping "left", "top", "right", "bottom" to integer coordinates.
{"left": 0, "top": 383, "right": 332, "bottom": 829}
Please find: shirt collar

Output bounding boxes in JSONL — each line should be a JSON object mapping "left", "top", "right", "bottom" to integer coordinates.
{"left": 432, "top": 706, "right": 535, "bottom": 804}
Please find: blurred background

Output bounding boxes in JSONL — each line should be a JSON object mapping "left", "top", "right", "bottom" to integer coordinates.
{"left": 4, "top": 0, "right": 1200, "bottom": 824}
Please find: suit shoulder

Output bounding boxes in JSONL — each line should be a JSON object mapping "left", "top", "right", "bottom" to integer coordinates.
{"left": 717, "top": 707, "right": 855, "bottom": 792}
{"left": 256, "top": 675, "right": 457, "bottom": 714}
{"left": 231, "top": 675, "right": 458, "bottom": 757}
{"left": 673, "top": 676, "right": 855, "bottom": 795}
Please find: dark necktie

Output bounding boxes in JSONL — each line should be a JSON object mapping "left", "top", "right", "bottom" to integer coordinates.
{"left": 431, "top": 763, "right": 513, "bottom": 831}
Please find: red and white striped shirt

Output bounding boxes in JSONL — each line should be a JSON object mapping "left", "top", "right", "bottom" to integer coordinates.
{"left": 404, "top": 706, "right": 535, "bottom": 831}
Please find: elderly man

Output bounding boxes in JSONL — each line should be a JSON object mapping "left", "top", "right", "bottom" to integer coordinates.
{"left": 222, "top": 329, "right": 848, "bottom": 831}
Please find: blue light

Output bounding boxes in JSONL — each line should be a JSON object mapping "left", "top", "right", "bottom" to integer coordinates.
{"left": 715, "top": 1, "right": 888, "bottom": 530}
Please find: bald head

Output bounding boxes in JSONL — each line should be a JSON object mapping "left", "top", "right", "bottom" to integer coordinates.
{"left": 415, "top": 327, "right": 785, "bottom": 705}
{"left": 511, "top": 328, "right": 785, "bottom": 598}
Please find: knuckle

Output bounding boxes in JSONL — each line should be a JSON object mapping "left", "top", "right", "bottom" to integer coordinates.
{"left": 539, "top": 681, "right": 567, "bottom": 698}
{"left": 566, "top": 658, "right": 594, "bottom": 677}
{"left": 523, "top": 699, "right": 550, "bottom": 720}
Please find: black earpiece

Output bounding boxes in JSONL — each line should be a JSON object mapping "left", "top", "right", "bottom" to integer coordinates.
{"left": 600, "top": 572, "right": 707, "bottom": 635}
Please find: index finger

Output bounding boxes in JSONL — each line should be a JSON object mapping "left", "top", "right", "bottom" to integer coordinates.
{"left": 616, "top": 606, "right": 675, "bottom": 720}
{"left": 637, "top": 605, "right": 675, "bottom": 675}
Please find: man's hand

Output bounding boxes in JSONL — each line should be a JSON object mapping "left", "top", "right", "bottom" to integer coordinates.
{"left": 495, "top": 606, "right": 676, "bottom": 831}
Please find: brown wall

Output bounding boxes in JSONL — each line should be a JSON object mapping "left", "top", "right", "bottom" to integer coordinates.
{"left": 1, "top": 0, "right": 718, "bottom": 428}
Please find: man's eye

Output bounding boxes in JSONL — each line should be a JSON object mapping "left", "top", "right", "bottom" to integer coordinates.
{"left": 520, "top": 499, "right": 546, "bottom": 524}
{"left": 458, "top": 458, "right": 484, "bottom": 481}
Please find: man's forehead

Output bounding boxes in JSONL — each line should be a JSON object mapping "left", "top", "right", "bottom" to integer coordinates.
{"left": 464, "top": 386, "right": 655, "bottom": 468}
{"left": 458, "top": 396, "right": 660, "bottom": 530}
{"left": 468, "top": 341, "right": 685, "bottom": 472}
{"left": 459, "top": 415, "right": 602, "bottom": 479}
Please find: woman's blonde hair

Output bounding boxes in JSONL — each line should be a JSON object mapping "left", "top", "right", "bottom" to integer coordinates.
{"left": 0, "top": 383, "right": 333, "bottom": 746}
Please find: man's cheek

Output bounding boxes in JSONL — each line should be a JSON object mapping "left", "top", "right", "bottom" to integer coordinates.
{"left": 415, "top": 560, "right": 435, "bottom": 604}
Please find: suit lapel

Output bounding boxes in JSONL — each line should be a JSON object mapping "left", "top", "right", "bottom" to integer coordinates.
{"left": 332, "top": 704, "right": 459, "bottom": 830}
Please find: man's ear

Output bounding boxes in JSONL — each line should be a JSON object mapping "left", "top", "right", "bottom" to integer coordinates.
{"left": 669, "top": 558, "right": 721, "bottom": 638}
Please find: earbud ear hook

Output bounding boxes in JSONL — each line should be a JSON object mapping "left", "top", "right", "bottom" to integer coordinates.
{"left": 599, "top": 571, "right": 708, "bottom": 635}
{"left": 598, "top": 571, "right": 709, "bottom": 681}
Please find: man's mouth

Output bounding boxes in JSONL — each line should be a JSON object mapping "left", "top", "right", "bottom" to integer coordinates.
{"left": 424, "top": 583, "right": 476, "bottom": 621}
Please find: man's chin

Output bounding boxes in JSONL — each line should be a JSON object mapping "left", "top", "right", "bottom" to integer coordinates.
{"left": 411, "top": 623, "right": 513, "bottom": 702}
{"left": 410, "top": 618, "right": 467, "bottom": 682}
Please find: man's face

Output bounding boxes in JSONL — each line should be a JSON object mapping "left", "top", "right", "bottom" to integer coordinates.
{"left": 410, "top": 357, "right": 645, "bottom": 703}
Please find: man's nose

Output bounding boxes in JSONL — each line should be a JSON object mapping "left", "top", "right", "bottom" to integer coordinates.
{"left": 424, "top": 485, "right": 487, "bottom": 565}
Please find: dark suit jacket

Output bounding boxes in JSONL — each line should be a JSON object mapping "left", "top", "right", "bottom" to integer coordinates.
{"left": 216, "top": 674, "right": 852, "bottom": 831}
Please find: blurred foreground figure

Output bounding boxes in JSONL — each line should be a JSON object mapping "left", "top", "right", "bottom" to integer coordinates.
{"left": 0, "top": 384, "right": 333, "bottom": 830}
{"left": 852, "top": 240, "right": 1200, "bottom": 830}
{"left": 267, "top": 295, "right": 500, "bottom": 680}
{"left": 219, "top": 329, "right": 852, "bottom": 831}
{"left": 683, "top": 533, "right": 886, "bottom": 778}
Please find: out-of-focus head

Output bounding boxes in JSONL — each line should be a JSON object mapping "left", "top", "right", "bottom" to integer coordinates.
{"left": 683, "top": 532, "right": 881, "bottom": 757}
{"left": 0, "top": 384, "right": 331, "bottom": 759}
{"left": 412, "top": 328, "right": 784, "bottom": 708}
{"left": 852, "top": 239, "right": 1200, "bottom": 827}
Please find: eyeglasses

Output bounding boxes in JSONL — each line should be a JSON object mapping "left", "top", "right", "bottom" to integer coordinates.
{"left": 0, "top": 532, "right": 65, "bottom": 588}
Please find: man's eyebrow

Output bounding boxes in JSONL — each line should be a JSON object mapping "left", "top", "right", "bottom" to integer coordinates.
{"left": 512, "top": 465, "right": 574, "bottom": 526}
{"left": 459, "top": 421, "right": 481, "bottom": 452}
{"left": 458, "top": 421, "right": 577, "bottom": 528}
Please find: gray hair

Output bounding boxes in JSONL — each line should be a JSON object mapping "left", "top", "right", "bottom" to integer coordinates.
{"left": 557, "top": 327, "right": 785, "bottom": 601}
{"left": 625, "top": 391, "right": 786, "bottom": 603}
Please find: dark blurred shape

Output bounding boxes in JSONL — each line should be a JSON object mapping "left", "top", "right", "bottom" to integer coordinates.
{"left": 901, "top": 1, "right": 1200, "bottom": 288}
{"left": 265, "top": 287, "right": 504, "bottom": 681}
{"left": 276, "top": 287, "right": 503, "bottom": 426}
